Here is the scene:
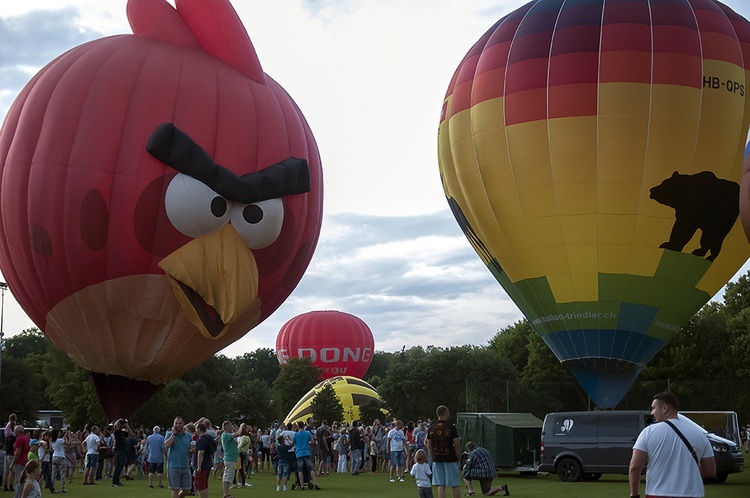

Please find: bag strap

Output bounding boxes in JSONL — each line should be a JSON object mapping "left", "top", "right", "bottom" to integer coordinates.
{"left": 663, "top": 420, "right": 700, "bottom": 466}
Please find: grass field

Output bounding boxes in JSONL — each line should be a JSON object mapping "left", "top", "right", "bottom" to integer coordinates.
{"left": 29, "top": 455, "right": 749, "bottom": 497}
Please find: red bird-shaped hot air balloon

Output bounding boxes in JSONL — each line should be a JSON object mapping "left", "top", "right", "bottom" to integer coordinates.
{"left": 0, "top": 0, "right": 323, "bottom": 418}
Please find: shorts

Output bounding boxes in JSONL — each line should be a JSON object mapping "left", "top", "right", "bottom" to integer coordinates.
{"left": 418, "top": 486, "right": 435, "bottom": 498}
{"left": 390, "top": 450, "right": 405, "bottom": 467}
{"left": 295, "top": 455, "right": 313, "bottom": 473}
{"left": 277, "top": 461, "right": 291, "bottom": 478}
{"left": 149, "top": 462, "right": 164, "bottom": 474}
{"left": 4, "top": 455, "right": 14, "bottom": 473}
{"left": 86, "top": 454, "right": 99, "bottom": 469}
{"left": 431, "top": 461, "right": 460, "bottom": 487}
{"left": 222, "top": 461, "right": 236, "bottom": 482}
{"left": 194, "top": 469, "right": 210, "bottom": 491}
{"left": 167, "top": 467, "right": 191, "bottom": 490}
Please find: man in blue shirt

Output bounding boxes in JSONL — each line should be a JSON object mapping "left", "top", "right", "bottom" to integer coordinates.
{"left": 164, "top": 416, "right": 193, "bottom": 498}
{"left": 146, "top": 426, "right": 165, "bottom": 489}
{"left": 292, "top": 421, "right": 321, "bottom": 490}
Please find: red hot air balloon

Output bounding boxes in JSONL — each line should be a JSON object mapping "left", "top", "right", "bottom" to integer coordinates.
{"left": 276, "top": 311, "right": 375, "bottom": 379}
{"left": 0, "top": 0, "right": 323, "bottom": 419}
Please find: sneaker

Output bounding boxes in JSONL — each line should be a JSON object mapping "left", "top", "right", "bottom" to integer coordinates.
{"left": 148, "top": 485, "right": 153, "bottom": 489}
{"left": 230, "top": 484, "right": 239, "bottom": 489}
{"left": 283, "top": 486, "right": 288, "bottom": 491}
{"left": 398, "top": 477, "right": 404, "bottom": 482}
{"left": 158, "top": 484, "right": 164, "bottom": 488}
{"left": 389, "top": 478, "right": 395, "bottom": 483}
{"left": 276, "top": 486, "right": 281, "bottom": 491}
{"left": 314, "top": 485, "right": 321, "bottom": 490}
{"left": 243, "top": 482, "right": 253, "bottom": 487}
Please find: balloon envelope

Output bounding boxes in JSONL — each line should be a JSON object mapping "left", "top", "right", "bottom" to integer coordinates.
{"left": 0, "top": 0, "right": 322, "bottom": 418}
{"left": 284, "top": 375, "right": 384, "bottom": 425}
{"left": 276, "top": 311, "right": 375, "bottom": 379}
{"left": 439, "top": 0, "right": 750, "bottom": 407}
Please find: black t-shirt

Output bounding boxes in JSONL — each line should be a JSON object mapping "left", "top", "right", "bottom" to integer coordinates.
{"left": 114, "top": 429, "right": 128, "bottom": 455}
{"left": 427, "top": 420, "right": 459, "bottom": 462}
{"left": 350, "top": 427, "right": 362, "bottom": 450}
{"left": 4, "top": 433, "right": 15, "bottom": 455}
{"left": 124, "top": 436, "right": 137, "bottom": 459}
{"left": 316, "top": 427, "right": 330, "bottom": 453}
{"left": 193, "top": 435, "right": 216, "bottom": 471}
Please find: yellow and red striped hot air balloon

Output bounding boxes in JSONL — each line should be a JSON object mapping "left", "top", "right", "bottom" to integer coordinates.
{"left": 439, "top": 0, "right": 750, "bottom": 408}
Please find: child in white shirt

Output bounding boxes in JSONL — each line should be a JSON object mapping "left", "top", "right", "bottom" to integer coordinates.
{"left": 409, "top": 449, "right": 433, "bottom": 498}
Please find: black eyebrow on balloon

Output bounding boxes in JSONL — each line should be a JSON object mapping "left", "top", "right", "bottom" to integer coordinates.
{"left": 146, "top": 122, "right": 311, "bottom": 204}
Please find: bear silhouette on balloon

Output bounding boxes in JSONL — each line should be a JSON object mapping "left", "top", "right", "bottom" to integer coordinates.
{"left": 650, "top": 171, "right": 739, "bottom": 261}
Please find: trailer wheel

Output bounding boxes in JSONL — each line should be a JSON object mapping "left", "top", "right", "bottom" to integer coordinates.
{"left": 556, "top": 458, "right": 582, "bottom": 482}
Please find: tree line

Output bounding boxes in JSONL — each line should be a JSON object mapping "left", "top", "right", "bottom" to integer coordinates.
{"left": 2, "top": 272, "right": 749, "bottom": 430}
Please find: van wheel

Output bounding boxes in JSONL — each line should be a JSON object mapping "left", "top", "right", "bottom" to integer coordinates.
{"left": 706, "top": 472, "right": 728, "bottom": 484}
{"left": 556, "top": 458, "right": 582, "bottom": 482}
{"left": 582, "top": 473, "right": 601, "bottom": 481}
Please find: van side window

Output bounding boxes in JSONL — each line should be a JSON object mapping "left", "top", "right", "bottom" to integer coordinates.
{"left": 599, "top": 416, "right": 639, "bottom": 437}
{"left": 554, "top": 415, "right": 596, "bottom": 436}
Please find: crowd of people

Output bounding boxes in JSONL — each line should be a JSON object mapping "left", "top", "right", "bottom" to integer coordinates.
{"left": 2, "top": 405, "right": 514, "bottom": 498}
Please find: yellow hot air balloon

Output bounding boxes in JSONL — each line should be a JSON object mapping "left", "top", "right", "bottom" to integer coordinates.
{"left": 284, "top": 376, "right": 385, "bottom": 425}
{"left": 439, "top": 0, "right": 750, "bottom": 407}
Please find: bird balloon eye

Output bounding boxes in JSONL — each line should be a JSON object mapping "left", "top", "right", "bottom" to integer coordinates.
{"left": 211, "top": 197, "right": 228, "bottom": 218}
{"left": 165, "top": 173, "right": 230, "bottom": 238}
{"left": 231, "top": 198, "right": 284, "bottom": 249}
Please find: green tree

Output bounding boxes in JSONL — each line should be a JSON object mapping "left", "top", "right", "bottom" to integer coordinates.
{"left": 310, "top": 383, "right": 344, "bottom": 424}
{"left": 272, "top": 358, "right": 321, "bottom": 418}
{"left": 358, "top": 398, "right": 389, "bottom": 425}
{"left": 489, "top": 320, "right": 534, "bottom": 373}
{"left": 0, "top": 355, "right": 46, "bottom": 424}
{"left": 459, "top": 347, "right": 518, "bottom": 413}
{"left": 134, "top": 356, "right": 236, "bottom": 427}
{"left": 4, "top": 328, "right": 47, "bottom": 359}
{"left": 43, "top": 344, "right": 105, "bottom": 428}
{"left": 364, "top": 351, "right": 396, "bottom": 381}
{"left": 517, "top": 332, "right": 584, "bottom": 415}
{"left": 233, "top": 348, "right": 280, "bottom": 388}
{"left": 214, "top": 378, "right": 274, "bottom": 426}
{"left": 181, "top": 355, "right": 235, "bottom": 394}
{"left": 377, "top": 347, "right": 434, "bottom": 421}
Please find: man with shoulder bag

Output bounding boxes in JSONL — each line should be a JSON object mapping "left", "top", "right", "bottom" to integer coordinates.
{"left": 629, "top": 391, "right": 715, "bottom": 498}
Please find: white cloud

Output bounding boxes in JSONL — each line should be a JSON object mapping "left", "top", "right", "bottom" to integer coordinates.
{"left": 1, "top": 0, "right": 750, "bottom": 365}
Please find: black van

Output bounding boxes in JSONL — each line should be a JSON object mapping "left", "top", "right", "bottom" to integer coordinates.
{"left": 539, "top": 410, "right": 744, "bottom": 482}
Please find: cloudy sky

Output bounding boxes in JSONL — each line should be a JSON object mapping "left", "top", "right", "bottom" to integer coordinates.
{"left": 2, "top": 0, "right": 750, "bottom": 358}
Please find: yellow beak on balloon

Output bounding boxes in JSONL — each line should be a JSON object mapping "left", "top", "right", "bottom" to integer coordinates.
{"left": 158, "top": 224, "right": 259, "bottom": 340}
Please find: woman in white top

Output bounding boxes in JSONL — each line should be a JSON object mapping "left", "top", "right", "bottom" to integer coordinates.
{"left": 49, "top": 429, "right": 67, "bottom": 493}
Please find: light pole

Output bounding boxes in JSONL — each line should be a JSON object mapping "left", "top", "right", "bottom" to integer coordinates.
{"left": 0, "top": 281, "right": 6, "bottom": 394}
